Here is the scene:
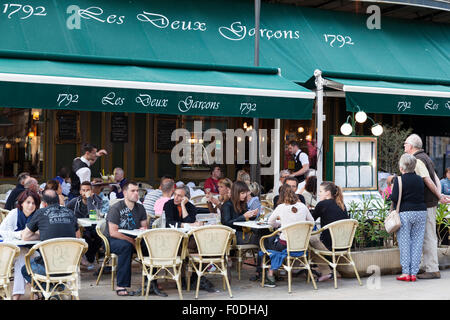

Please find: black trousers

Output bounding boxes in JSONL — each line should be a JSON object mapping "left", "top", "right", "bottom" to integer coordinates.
{"left": 83, "top": 227, "right": 103, "bottom": 263}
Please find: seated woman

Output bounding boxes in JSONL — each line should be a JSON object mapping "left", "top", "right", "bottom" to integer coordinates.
{"left": 263, "top": 184, "right": 314, "bottom": 287}
{"left": 0, "top": 189, "right": 40, "bottom": 300}
{"left": 44, "top": 180, "right": 65, "bottom": 206}
{"left": 311, "top": 181, "right": 349, "bottom": 282}
{"left": 247, "top": 182, "right": 262, "bottom": 217}
{"left": 206, "top": 178, "right": 232, "bottom": 214}
{"left": 300, "top": 175, "right": 317, "bottom": 209}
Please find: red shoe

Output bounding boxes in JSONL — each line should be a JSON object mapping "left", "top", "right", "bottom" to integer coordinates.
{"left": 396, "top": 275, "right": 411, "bottom": 282}
{"left": 410, "top": 275, "right": 417, "bottom": 282}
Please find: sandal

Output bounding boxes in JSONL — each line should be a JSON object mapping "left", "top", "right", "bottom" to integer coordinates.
{"left": 116, "top": 288, "right": 136, "bottom": 296}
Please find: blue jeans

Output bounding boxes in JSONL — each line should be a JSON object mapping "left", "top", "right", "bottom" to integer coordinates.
{"left": 21, "top": 256, "right": 45, "bottom": 284}
{"left": 397, "top": 210, "right": 427, "bottom": 275}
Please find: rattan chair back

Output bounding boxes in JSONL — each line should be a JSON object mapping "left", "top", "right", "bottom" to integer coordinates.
{"left": 0, "top": 243, "right": 20, "bottom": 300}
{"left": 283, "top": 221, "right": 314, "bottom": 253}
{"left": 0, "top": 184, "right": 15, "bottom": 194}
{"left": 327, "top": 219, "right": 358, "bottom": 250}
{"left": 139, "top": 229, "right": 185, "bottom": 263}
{"left": 37, "top": 238, "right": 88, "bottom": 275}
{"left": 96, "top": 220, "right": 111, "bottom": 256}
{"left": 192, "top": 225, "right": 234, "bottom": 257}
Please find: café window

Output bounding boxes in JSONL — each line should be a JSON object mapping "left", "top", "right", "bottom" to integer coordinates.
{"left": 0, "top": 108, "right": 44, "bottom": 178}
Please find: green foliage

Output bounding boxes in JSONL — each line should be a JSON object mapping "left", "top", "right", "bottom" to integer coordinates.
{"left": 348, "top": 195, "right": 393, "bottom": 250}
{"left": 378, "top": 122, "right": 413, "bottom": 175}
{"left": 436, "top": 203, "right": 450, "bottom": 247}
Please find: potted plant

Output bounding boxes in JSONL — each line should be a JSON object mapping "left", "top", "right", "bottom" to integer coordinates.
{"left": 436, "top": 203, "right": 450, "bottom": 269}
{"left": 338, "top": 195, "right": 402, "bottom": 277}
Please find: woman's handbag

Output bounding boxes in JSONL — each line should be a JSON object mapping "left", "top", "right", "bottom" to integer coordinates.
{"left": 384, "top": 176, "right": 402, "bottom": 234}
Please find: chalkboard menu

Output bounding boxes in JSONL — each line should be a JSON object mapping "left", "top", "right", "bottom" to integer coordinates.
{"left": 111, "top": 115, "right": 128, "bottom": 143}
{"left": 56, "top": 112, "right": 79, "bottom": 143}
{"left": 154, "top": 117, "right": 178, "bottom": 153}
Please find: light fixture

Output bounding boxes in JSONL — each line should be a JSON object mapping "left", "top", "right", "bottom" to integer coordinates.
{"left": 371, "top": 123, "right": 383, "bottom": 136}
{"left": 355, "top": 111, "right": 367, "bottom": 123}
{"left": 340, "top": 121, "right": 353, "bottom": 136}
{"left": 297, "top": 126, "right": 304, "bottom": 133}
{"left": 340, "top": 109, "right": 383, "bottom": 137}
{"left": 5, "top": 143, "right": 11, "bottom": 149}
{"left": 305, "top": 135, "right": 312, "bottom": 141}
{"left": 27, "top": 131, "right": 35, "bottom": 138}
{"left": 243, "top": 122, "right": 247, "bottom": 129}
{"left": 32, "top": 111, "right": 40, "bottom": 121}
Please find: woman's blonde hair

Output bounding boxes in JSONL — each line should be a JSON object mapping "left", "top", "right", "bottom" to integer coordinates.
{"left": 218, "top": 178, "right": 233, "bottom": 202}
{"left": 320, "top": 181, "right": 345, "bottom": 211}
{"left": 236, "top": 170, "right": 251, "bottom": 185}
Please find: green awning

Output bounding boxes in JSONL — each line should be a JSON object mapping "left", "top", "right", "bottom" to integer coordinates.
{"left": 326, "top": 78, "right": 450, "bottom": 117}
{"left": 0, "top": 58, "right": 315, "bottom": 119}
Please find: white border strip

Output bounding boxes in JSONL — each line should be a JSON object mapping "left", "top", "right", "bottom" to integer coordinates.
{"left": 0, "top": 72, "right": 315, "bottom": 99}
{"left": 343, "top": 84, "right": 450, "bottom": 98}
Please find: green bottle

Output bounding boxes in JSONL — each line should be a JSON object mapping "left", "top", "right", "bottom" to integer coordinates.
{"left": 89, "top": 209, "right": 97, "bottom": 221}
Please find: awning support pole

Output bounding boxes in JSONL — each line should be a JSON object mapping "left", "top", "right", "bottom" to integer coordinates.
{"left": 273, "top": 118, "right": 281, "bottom": 195}
{"left": 314, "top": 69, "right": 325, "bottom": 195}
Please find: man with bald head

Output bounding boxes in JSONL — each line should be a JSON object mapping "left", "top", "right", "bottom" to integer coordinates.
{"left": 110, "top": 167, "right": 128, "bottom": 199}
{"left": 24, "top": 177, "right": 40, "bottom": 194}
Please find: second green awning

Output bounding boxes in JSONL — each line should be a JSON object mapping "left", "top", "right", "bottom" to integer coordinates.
{"left": 326, "top": 78, "right": 450, "bottom": 117}
{"left": 0, "top": 58, "right": 315, "bottom": 119}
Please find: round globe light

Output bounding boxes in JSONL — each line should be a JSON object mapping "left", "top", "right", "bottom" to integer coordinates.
{"left": 371, "top": 124, "right": 383, "bottom": 136}
{"left": 340, "top": 122, "right": 353, "bottom": 136}
{"left": 355, "top": 111, "right": 367, "bottom": 123}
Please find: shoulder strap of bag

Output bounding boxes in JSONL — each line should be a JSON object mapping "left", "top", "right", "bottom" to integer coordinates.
{"left": 396, "top": 176, "right": 402, "bottom": 213}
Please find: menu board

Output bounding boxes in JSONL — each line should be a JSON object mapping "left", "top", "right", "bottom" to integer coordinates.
{"left": 111, "top": 115, "right": 128, "bottom": 143}
{"left": 56, "top": 112, "right": 79, "bottom": 143}
{"left": 154, "top": 117, "right": 178, "bottom": 153}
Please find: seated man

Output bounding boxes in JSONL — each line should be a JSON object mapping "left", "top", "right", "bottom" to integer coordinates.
{"left": 21, "top": 189, "right": 80, "bottom": 286}
{"left": 105, "top": 181, "right": 166, "bottom": 297}
{"left": 142, "top": 175, "right": 173, "bottom": 217}
{"left": 109, "top": 167, "right": 128, "bottom": 200}
{"left": 153, "top": 179, "right": 175, "bottom": 217}
{"left": 273, "top": 177, "right": 306, "bottom": 209}
{"left": 203, "top": 165, "right": 222, "bottom": 194}
{"left": 163, "top": 186, "right": 200, "bottom": 228}
{"left": 5, "top": 172, "right": 30, "bottom": 210}
{"left": 92, "top": 178, "right": 110, "bottom": 217}
{"left": 66, "top": 181, "right": 103, "bottom": 270}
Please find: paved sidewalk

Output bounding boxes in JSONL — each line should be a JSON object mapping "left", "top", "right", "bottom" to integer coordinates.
{"left": 75, "top": 261, "right": 450, "bottom": 300}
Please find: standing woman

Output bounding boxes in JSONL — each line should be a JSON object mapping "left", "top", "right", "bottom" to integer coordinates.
{"left": 391, "top": 153, "right": 427, "bottom": 282}
{"left": 206, "top": 178, "right": 232, "bottom": 214}
{"left": 0, "top": 189, "right": 41, "bottom": 299}
{"left": 311, "top": 181, "right": 348, "bottom": 282}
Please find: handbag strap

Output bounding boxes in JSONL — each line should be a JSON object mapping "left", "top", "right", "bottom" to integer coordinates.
{"left": 396, "top": 176, "right": 402, "bottom": 212}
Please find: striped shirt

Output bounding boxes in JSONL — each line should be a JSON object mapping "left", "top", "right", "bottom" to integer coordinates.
{"left": 142, "top": 189, "right": 162, "bottom": 216}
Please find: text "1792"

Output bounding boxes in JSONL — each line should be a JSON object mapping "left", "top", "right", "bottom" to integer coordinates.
{"left": 323, "top": 34, "right": 354, "bottom": 48}
{"left": 57, "top": 94, "right": 79, "bottom": 107}
{"left": 2, "top": 3, "right": 46, "bottom": 19}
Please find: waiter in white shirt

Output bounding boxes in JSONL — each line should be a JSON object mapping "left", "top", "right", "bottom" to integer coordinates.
{"left": 68, "top": 143, "right": 107, "bottom": 201}
{"left": 287, "top": 140, "right": 309, "bottom": 191}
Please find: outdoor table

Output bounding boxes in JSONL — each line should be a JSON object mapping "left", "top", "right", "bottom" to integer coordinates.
{"left": 119, "top": 226, "right": 195, "bottom": 237}
{"left": 233, "top": 220, "right": 273, "bottom": 229}
{"left": 78, "top": 218, "right": 105, "bottom": 228}
{"left": 0, "top": 238, "right": 40, "bottom": 246}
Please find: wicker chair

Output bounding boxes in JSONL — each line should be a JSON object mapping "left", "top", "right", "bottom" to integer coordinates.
{"left": 0, "top": 243, "right": 20, "bottom": 300}
{"left": 260, "top": 200, "right": 273, "bottom": 209}
{"left": 139, "top": 183, "right": 153, "bottom": 190}
{"left": 0, "top": 184, "right": 15, "bottom": 194}
{"left": 308, "top": 219, "right": 362, "bottom": 289}
{"left": 136, "top": 229, "right": 188, "bottom": 299}
{"left": 191, "top": 195, "right": 206, "bottom": 205}
{"left": 187, "top": 225, "right": 235, "bottom": 299}
{"left": 0, "top": 208, "right": 10, "bottom": 224}
{"left": 24, "top": 238, "right": 87, "bottom": 300}
{"left": 260, "top": 221, "right": 317, "bottom": 293}
{"left": 95, "top": 220, "right": 118, "bottom": 290}
{"left": 231, "top": 234, "right": 259, "bottom": 281}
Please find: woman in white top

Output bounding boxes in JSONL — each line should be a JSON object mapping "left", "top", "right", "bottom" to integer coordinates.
{"left": 263, "top": 184, "right": 314, "bottom": 286}
{"left": 0, "top": 189, "right": 40, "bottom": 300}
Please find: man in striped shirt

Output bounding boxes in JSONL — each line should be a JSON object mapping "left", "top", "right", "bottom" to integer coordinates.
{"left": 142, "top": 175, "right": 174, "bottom": 218}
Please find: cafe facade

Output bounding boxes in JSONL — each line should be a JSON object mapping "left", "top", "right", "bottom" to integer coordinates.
{"left": 0, "top": 0, "right": 448, "bottom": 191}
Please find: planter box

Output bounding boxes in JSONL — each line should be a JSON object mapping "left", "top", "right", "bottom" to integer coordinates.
{"left": 337, "top": 247, "right": 401, "bottom": 278}
{"left": 438, "top": 246, "right": 450, "bottom": 270}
